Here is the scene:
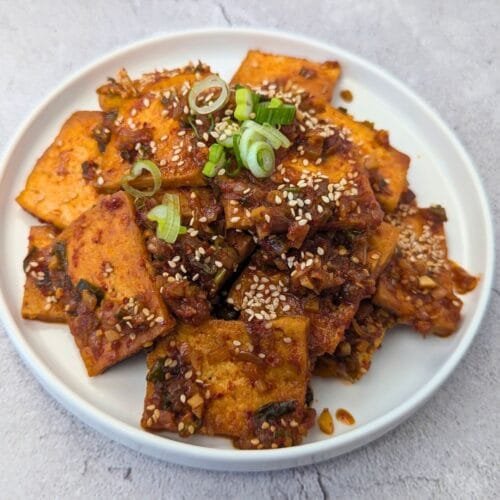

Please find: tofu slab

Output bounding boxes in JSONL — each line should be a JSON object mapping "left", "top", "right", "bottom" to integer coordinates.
{"left": 61, "top": 191, "right": 175, "bottom": 375}
{"left": 22, "top": 225, "right": 66, "bottom": 322}
{"left": 16, "top": 111, "right": 103, "bottom": 229}
{"left": 374, "top": 204, "right": 476, "bottom": 336}
{"left": 317, "top": 105, "right": 410, "bottom": 212}
{"left": 98, "top": 67, "right": 213, "bottom": 192}
{"left": 231, "top": 50, "right": 341, "bottom": 102}
{"left": 141, "top": 318, "right": 315, "bottom": 449}
{"left": 314, "top": 302, "right": 395, "bottom": 382}
{"left": 228, "top": 224, "right": 398, "bottom": 358}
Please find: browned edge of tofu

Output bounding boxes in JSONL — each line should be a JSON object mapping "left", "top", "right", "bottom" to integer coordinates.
{"left": 231, "top": 50, "right": 341, "bottom": 102}
{"left": 22, "top": 225, "right": 66, "bottom": 322}
{"left": 314, "top": 302, "right": 396, "bottom": 382}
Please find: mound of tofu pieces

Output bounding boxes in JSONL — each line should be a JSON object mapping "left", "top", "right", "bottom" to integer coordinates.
{"left": 17, "top": 51, "right": 477, "bottom": 449}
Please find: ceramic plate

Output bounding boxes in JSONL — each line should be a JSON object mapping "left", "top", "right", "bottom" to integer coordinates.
{"left": 0, "top": 28, "right": 493, "bottom": 471}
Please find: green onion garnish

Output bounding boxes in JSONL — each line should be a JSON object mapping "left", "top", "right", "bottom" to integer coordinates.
{"left": 188, "top": 75, "right": 229, "bottom": 115}
{"left": 121, "top": 159, "right": 162, "bottom": 198}
{"left": 234, "top": 87, "right": 258, "bottom": 122}
{"left": 147, "top": 193, "right": 186, "bottom": 244}
{"left": 215, "top": 120, "right": 240, "bottom": 148}
{"left": 241, "top": 121, "right": 291, "bottom": 149}
{"left": 202, "top": 143, "right": 226, "bottom": 177}
{"left": 232, "top": 134, "right": 244, "bottom": 168}
{"left": 254, "top": 101, "right": 296, "bottom": 126}
{"left": 269, "top": 97, "right": 283, "bottom": 108}
{"left": 246, "top": 141, "right": 275, "bottom": 178}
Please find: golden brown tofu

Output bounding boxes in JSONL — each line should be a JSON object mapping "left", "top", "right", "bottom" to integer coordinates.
{"left": 97, "top": 67, "right": 215, "bottom": 192}
{"left": 231, "top": 50, "right": 341, "bottom": 102}
{"left": 60, "top": 192, "right": 175, "bottom": 375}
{"left": 16, "top": 111, "right": 103, "bottom": 229}
{"left": 141, "top": 318, "right": 315, "bottom": 449}
{"left": 228, "top": 224, "right": 398, "bottom": 358}
{"left": 96, "top": 64, "right": 211, "bottom": 113}
{"left": 317, "top": 105, "right": 410, "bottom": 212}
{"left": 21, "top": 226, "right": 66, "bottom": 322}
{"left": 314, "top": 302, "right": 395, "bottom": 382}
{"left": 374, "top": 204, "right": 477, "bottom": 336}
{"left": 366, "top": 221, "right": 400, "bottom": 277}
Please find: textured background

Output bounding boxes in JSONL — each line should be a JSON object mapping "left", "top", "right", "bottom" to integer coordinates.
{"left": 0, "top": 0, "right": 498, "bottom": 498}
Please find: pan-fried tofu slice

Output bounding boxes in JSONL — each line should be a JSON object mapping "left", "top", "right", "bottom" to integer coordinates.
{"left": 216, "top": 152, "right": 382, "bottom": 247}
{"left": 21, "top": 226, "right": 66, "bottom": 322}
{"left": 61, "top": 192, "right": 175, "bottom": 375}
{"left": 317, "top": 105, "right": 410, "bottom": 212}
{"left": 231, "top": 50, "right": 341, "bottom": 102}
{"left": 314, "top": 302, "right": 395, "bottom": 382}
{"left": 141, "top": 318, "right": 315, "bottom": 449}
{"left": 97, "top": 67, "right": 215, "bottom": 192}
{"left": 16, "top": 112, "right": 103, "bottom": 229}
{"left": 374, "top": 205, "right": 477, "bottom": 336}
{"left": 96, "top": 63, "right": 211, "bottom": 113}
{"left": 228, "top": 224, "right": 398, "bottom": 358}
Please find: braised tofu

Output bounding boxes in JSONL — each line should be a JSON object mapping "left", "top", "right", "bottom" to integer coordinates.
{"left": 374, "top": 204, "right": 474, "bottom": 336}
{"left": 228, "top": 223, "right": 398, "bottom": 358}
{"left": 98, "top": 67, "right": 215, "bottom": 192}
{"left": 317, "top": 105, "right": 410, "bottom": 212}
{"left": 21, "top": 226, "right": 66, "bottom": 322}
{"left": 61, "top": 192, "right": 175, "bottom": 375}
{"left": 314, "top": 302, "right": 395, "bottom": 382}
{"left": 16, "top": 112, "right": 104, "bottom": 229}
{"left": 141, "top": 318, "right": 315, "bottom": 449}
{"left": 96, "top": 63, "right": 211, "bottom": 113}
{"left": 232, "top": 50, "right": 341, "bottom": 102}
{"left": 216, "top": 157, "right": 382, "bottom": 248}
{"left": 137, "top": 188, "right": 254, "bottom": 324}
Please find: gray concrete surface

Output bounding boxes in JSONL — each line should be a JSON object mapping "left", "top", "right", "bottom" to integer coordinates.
{"left": 0, "top": 0, "right": 498, "bottom": 498}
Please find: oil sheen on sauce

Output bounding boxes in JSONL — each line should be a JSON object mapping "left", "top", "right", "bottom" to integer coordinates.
{"left": 335, "top": 408, "right": 355, "bottom": 425}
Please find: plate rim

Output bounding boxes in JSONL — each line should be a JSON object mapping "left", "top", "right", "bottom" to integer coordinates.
{"left": 0, "top": 27, "right": 494, "bottom": 471}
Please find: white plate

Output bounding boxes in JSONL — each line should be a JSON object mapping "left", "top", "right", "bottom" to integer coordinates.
{"left": 0, "top": 28, "right": 494, "bottom": 472}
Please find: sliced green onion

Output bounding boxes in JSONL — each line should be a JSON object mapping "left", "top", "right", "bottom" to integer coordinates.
{"left": 225, "top": 159, "right": 242, "bottom": 178}
{"left": 121, "top": 159, "right": 161, "bottom": 198}
{"left": 269, "top": 97, "right": 283, "bottom": 108}
{"left": 147, "top": 193, "right": 185, "bottom": 244}
{"left": 241, "top": 120, "right": 291, "bottom": 149}
{"left": 232, "top": 134, "right": 244, "bottom": 168}
{"left": 188, "top": 75, "right": 229, "bottom": 115}
{"left": 215, "top": 120, "right": 240, "bottom": 148}
{"left": 254, "top": 102, "right": 296, "bottom": 126}
{"left": 234, "top": 87, "right": 256, "bottom": 122}
{"left": 246, "top": 141, "right": 275, "bottom": 178}
{"left": 202, "top": 143, "right": 226, "bottom": 177}
{"left": 239, "top": 127, "right": 266, "bottom": 165}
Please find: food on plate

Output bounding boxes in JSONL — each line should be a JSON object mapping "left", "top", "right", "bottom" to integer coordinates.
{"left": 232, "top": 50, "right": 341, "bottom": 101}
{"left": 16, "top": 111, "right": 103, "bottom": 229}
{"left": 374, "top": 200, "right": 473, "bottom": 336}
{"left": 21, "top": 225, "right": 66, "bottom": 322}
{"left": 141, "top": 318, "right": 314, "bottom": 449}
{"left": 17, "top": 50, "right": 477, "bottom": 448}
{"left": 56, "top": 192, "right": 174, "bottom": 375}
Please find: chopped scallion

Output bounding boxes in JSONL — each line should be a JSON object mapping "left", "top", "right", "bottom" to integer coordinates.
{"left": 254, "top": 101, "right": 296, "bottom": 126}
{"left": 121, "top": 159, "right": 162, "bottom": 198}
{"left": 234, "top": 87, "right": 257, "bottom": 122}
{"left": 147, "top": 193, "right": 186, "bottom": 244}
